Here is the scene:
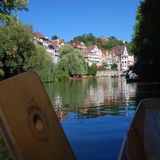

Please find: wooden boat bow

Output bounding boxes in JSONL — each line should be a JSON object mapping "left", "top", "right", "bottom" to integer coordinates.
{"left": 119, "top": 98, "right": 160, "bottom": 160}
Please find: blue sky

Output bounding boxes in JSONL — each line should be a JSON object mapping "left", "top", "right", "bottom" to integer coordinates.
{"left": 19, "top": 0, "right": 141, "bottom": 42}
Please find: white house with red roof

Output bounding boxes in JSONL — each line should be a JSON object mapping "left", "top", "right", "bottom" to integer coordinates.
{"left": 87, "top": 45, "right": 103, "bottom": 66}
{"left": 111, "top": 46, "right": 134, "bottom": 71}
{"left": 33, "top": 32, "right": 50, "bottom": 47}
{"left": 102, "top": 50, "right": 113, "bottom": 69}
{"left": 72, "top": 41, "right": 88, "bottom": 58}
{"left": 33, "top": 32, "right": 63, "bottom": 63}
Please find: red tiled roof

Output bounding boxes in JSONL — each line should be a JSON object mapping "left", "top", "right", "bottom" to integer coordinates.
{"left": 50, "top": 40, "right": 58, "bottom": 43}
{"left": 50, "top": 39, "right": 64, "bottom": 45}
{"left": 102, "top": 50, "right": 109, "bottom": 56}
{"left": 72, "top": 41, "right": 85, "bottom": 47}
{"left": 111, "top": 46, "right": 125, "bottom": 56}
{"left": 87, "top": 45, "right": 96, "bottom": 52}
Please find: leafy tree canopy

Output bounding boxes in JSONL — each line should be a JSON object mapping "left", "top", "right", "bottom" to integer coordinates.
{"left": 25, "top": 45, "right": 56, "bottom": 82}
{"left": 0, "top": 0, "right": 29, "bottom": 24}
{"left": 71, "top": 34, "right": 124, "bottom": 51}
{"left": 132, "top": 0, "right": 160, "bottom": 81}
{"left": 0, "top": 23, "right": 35, "bottom": 79}
{"left": 88, "top": 64, "right": 98, "bottom": 76}
{"left": 58, "top": 44, "right": 74, "bottom": 58}
{"left": 51, "top": 35, "right": 58, "bottom": 40}
{"left": 100, "top": 36, "right": 124, "bottom": 51}
{"left": 0, "top": 23, "right": 55, "bottom": 81}
{"left": 58, "top": 45, "right": 88, "bottom": 77}
{"left": 71, "top": 33, "right": 97, "bottom": 46}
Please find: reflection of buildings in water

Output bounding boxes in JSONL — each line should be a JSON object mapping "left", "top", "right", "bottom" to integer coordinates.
{"left": 54, "top": 94, "right": 62, "bottom": 109}
{"left": 114, "top": 77, "right": 137, "bottom": 106}
{"left": 87, "top": 77, "right": 137, "bottom": 107}
{"left": 56, "top": 110, "right": 68, "bottom": 121}
{"left": 50, "top": 77, "right": 137, "bottom": 115}
{"left": 54, "top": 94, "right": 68, "bottom": 121}
{"left": 89, "top": 85, "right": 104, "bottom": 106}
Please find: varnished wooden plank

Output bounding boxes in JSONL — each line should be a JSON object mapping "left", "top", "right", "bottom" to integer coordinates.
{"left": 0, "top": 71, "right": 76, "bottom": 160}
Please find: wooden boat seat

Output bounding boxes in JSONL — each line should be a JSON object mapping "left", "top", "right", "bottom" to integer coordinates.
{"left": 0, "top": 71, "right": 75, "bottom": 160}
{"left": 119, "top": 98, "right": 160, "bottom": 160}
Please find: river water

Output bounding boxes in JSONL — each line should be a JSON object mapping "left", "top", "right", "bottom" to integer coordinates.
{"left": 1, "top": 77, "right": 160, "bottom": 159}
{"left": 45, "top": 77, "right": 137, "bottom": 160}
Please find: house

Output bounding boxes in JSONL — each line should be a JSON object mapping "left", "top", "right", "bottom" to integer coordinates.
{"left": 87, "top": 45, "right": 103, "bottom": 66}
{"left": 111, "top": 46, "right": 129, "bottom": 71}
{"left": 50, "top": 39, "right": 65, "bottom": 47}
{"left": 102, "top": 50, "right": 113, "bottom": 69}
{"left": 33, "top": 32, "right": 62, "bottom": 64}
{"left": 33, "top": 32, "right": 50, "bottom": 47}
{"left": 49, "top": 40, "right": 62, "bottom": 64}
{"left": 98, "top": 37, "right": 109, "bottom": 43}
{"left": 128, "top": 55, "right": 135, "bottom": 67}
{"left": 72, "top": 41, "right": 88, "bottom": 58}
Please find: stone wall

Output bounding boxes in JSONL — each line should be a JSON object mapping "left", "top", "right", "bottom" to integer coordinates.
{"left": 96, "top": 71, "right": 123, "bottom": 77}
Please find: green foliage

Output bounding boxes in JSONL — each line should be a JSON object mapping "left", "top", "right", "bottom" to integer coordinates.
{"left": 111, "top": 63, "right": 118, "bottom": 70}
{"left": 0, "top": 0, "right": 29, "bottom": 24}
{"left": 51, "top": 35, "right": 58, "bottom": 40}
{"left": 0, "top": 24, "right": 55, "bottom": 81}
{"left": 0, "top": 23, "right": 36, "bottom": 79}
{"left": 71, "top": 33, "right": 97, "bottom": 46}
{"left": 44, "top": 79, "right": 90, "bottom": 111}
{"left": 100, "top": 36, "right": 124, "bottom": 51}
{"left": 126, "top": 42, "right": 133, "bottom": 54}
{"left": 25, "top": 46, "right": 56, "bottom": 82}
{"left": 71, "top": 34, "right": 124, "bottom": 51}
{"left": 54, "top": 69, "right": 68, "bottom": 81}
{"left": 58, "top": 44, "right": 74, "bottom": 58}
{"left": 132, "top": 0, "right": 160, "bottom": 81}
{"left": 88, "top": 64, "right": 98, "bottom": 76}
{"left": 97, "top": 65, "right": 106, "bottom": 71}
{"left": 58, "top": 45, "right": 88, "bottom": 77}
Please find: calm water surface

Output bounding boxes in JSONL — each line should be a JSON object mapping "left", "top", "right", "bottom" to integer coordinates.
{"left": 1, "top": 77, "right": 160, "bottom": 160}
{"left": 45, "top": 77, "right": 137, "bottom": 160}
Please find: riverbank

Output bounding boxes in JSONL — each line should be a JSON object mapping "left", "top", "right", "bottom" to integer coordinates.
{"left": 69, "top": 75, "right": 97, "bottom": 80}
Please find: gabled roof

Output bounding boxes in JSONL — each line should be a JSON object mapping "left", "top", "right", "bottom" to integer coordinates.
{"left": 111, "top": 46, "right": 125, "bottom": 56}
{"left": 102, "top": 50, "right": 110, "bottom": 56}
{"left": 72, "top": 41, "right": 85, "bottom": 47}
{"left": 33, "top": 32, "right": 45, "bottom": 39}
{"left": 98, "top": 37, "right": 108, "bottom": 43}
{"left": 50, "top": 39, "right": 64, "bottom": 45}
{"left": 87, "top": 45, "right": 97, "bottom": 52}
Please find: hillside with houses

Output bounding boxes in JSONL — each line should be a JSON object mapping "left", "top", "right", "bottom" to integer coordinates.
{"left": 33, "top": 32, "right": 134, "bottom": 73}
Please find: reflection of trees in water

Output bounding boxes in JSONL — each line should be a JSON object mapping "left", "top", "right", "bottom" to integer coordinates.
{"left": 77, "top": 105, "right": 136, "bottom": 118}
{"left": 135, "top": 83, "right": 160, "bottom": 105}
{"left": 45, "top": 77, "right": 137, "bottom": 117}
{"left": 56, "top": 111, "right": 68, "bottom": 121}
{"left": 45, "top": 79, "right": 90, "bottom": 111}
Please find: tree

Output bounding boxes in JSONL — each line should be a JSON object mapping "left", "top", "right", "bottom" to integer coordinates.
{"left": 58, "top": 44, "right": 74, "bottom": 58}
{"left": 51, "top": 35, "right": 58, "bottom": 40}
{"left": 58, "top": 45, "right": 88, "bottom": 77}
{"left": 100, "top": 36, "right": 124, "bottom": 51}
{"left": 88, "top": 64, "right": 98, "bottom": 76}
{"left": 71, "top": 33, "right": 97, "bottom": 45}
{"left": 0, "top": 0, "right": 29, "bottom": 24}
{"left": 126, "top": 42, "right": 133, "bottom": 54}
{"left": 0, "top": 23, "right": 36, "bottom": 79}
{"left": 111, "top": 63, "right": 118, "bottom": 70}
{"left": 0, "top": 24, "right": 55, "bottom": 81}
{"left": 71, "top": 34, "right": 124, "bottom": 51}
{"left": 132, "top": 0, "right": 160, "bottom": 81}
{"left": 25, "top": 46, "right": 56, "bottom": 82}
